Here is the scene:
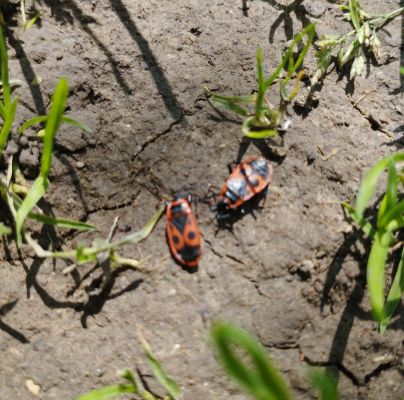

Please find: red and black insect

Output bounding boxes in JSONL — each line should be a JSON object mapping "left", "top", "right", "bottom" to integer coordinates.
{"left": 166, "top": 195, "right": 202, "bottom": 268}
{"left": 216, "top": 156, "right": 273, "bottom": 219}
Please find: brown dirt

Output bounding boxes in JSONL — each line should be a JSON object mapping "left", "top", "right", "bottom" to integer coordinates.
{"left": 0, "top": 0, "right": 403, "bottom": 399}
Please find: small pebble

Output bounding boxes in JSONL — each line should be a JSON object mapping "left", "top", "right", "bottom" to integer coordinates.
{"left": 19, "top": 135, "right": 29, "bottom": 147}
{"left": 26, "top": 379, "right": 40, "bottom": 396}
{"left": 5, "top": 139, "right": 19, "bottom": 156}
{"left": 305, "top": 1, "right": 327, "bottom": 18}
{"left": 76, "top": 161, "right": 85, "bottom": 169}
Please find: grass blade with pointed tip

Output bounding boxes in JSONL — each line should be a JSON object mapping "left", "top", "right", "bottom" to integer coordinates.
{"left": 138, "top": 331, "right": 181, "bottom": 400}
{"left": 28, "top": 212, "right": 97, "bottom": 231}
{"left": 0, "top": 223, "right": 11, "bottom": 235}
{"left": 367, "top": 230, "right": 391, "bottom": 321}
{"left": 380, "top": 246, "right": 404, "bottom": 333}
{"left": 308, "top": 369, "right": 339, "bottom": 400}
{"left": 19, "top": 115, "right": 92, "bottom": 135}
{"left": 75, "top": 384, "right": 136, "bottom": 400}
{"left": 15, "top": 176, "right": 47, "bottom": 246}
{"left": 0, "top": 98, "right": 17, "bottom": 156}
{"left": 355, "top": 153, "right": 404, "bottom": 217}
{"left": 41, "top": 78, "right": 68, "bottom": 179}
{"left": 0, "top": 27, "right": 10, "bottom": 107}
{"left": 113, "top": 204, "right": 165, "bottom": 247}
{"left": 212, "top": 323, "right": 292, "bottom": 400}
{"left": 349, "top": 0, "right": 361, "bottom": 31}
{"left": 341, "top": 202, "right": 377, "bottom": 239}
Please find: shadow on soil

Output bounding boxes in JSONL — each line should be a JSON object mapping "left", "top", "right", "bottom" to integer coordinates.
{"left": 317, "top": 220, "right": 404, "bottom": 385}
{"left": 10, "top": 221, "right": 143, "bottom": 330}
{"left": 0, "top": 299, "right": 30, "bottom": 343}
{"left": 10, "top": 0, "right": 183, "bottom": 120}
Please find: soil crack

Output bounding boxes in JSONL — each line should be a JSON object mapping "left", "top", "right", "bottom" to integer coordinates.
{"left": 131, "top": 115, "right": 186, "bottom": 161}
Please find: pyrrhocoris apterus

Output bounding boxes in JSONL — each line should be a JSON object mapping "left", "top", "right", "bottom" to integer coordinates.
{"left": 216, "top": 156, "right": 273, "bottom": 218}
{"left": 166, "top": 195, "right": 201, "bottom": 268}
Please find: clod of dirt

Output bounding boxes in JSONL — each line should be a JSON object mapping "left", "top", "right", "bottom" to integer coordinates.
{"left": 4, "top": 139, "right": 19, "bottom": 156}
{"left": 19, "top": 145, "right": 40, "bottom": 178}
{"left": 304, "top": 1, "right": 327, "bottom": 18}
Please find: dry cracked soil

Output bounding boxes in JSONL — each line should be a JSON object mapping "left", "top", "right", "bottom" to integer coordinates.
{"left": 0, "top": 0, "right": 403, "bottom": 399}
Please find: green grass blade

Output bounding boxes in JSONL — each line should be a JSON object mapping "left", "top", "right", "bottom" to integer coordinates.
{"left": 61, "top": 115, "right": 92, "bottom": 133}
{"left": 0, "top": 101, "right": 5, "bottom": 119}
{"left": 18, "top": 115, "right": 48, "bottom": 134}
{"left": 349, "top": 0, "right": 361, "bottom": 31}
{"left": 15, "top": 176, "right": 47, "bottom": 247}
{"left": 139, "top": 333, "right": 181, "bottom": 400}
{"left": 19, "top": 115, "right": 92, "bottom": 135}
{"left": 385, "top": 158, "right": 397, "bottom": 212}
{"left": 341, "top": 202, "right": 376, "bottom": 239}
{"left": 41, "top": 78, "right": 69, "bottom": 180}
{"left": 210, "top": 97, "right": 249, "bottom": 117}
{"left": 75, "top": 384, "right": 136, "bottom": 400}
{"left": 255, "top": 47, "right": 266, "bottom": 119}
{"left": 378, "top": 200, "right": 404, "bottom": 230}
{"left": 0, "top": 27, "right": 10, "bottom": 107}
{"left": 367, "top": 231, "right": 391, "bottom": 322}
{"left": 285, "top": 23, "right": 315, "bottom": 83}
{"left": 355, "top": 153, "right": 404, "bottom": 217}
{"left": 0, "top": 223, "right": 11, "bottom": 235}
{"left": 308, "top": 369, "right": 339, "bottom": 400}
{"left": 0, "top": 98, "right": 17, "bottom": 156}
{"left": 264, "top": 23, "right": 315, "bottom": 90}
{"left": 114, "top": 204, "right": 165, "bottom": 247}
{"left": 206, "top": 90, "right": 256, "bottom": 104}
{"left": 28, "top": 212, "right": 97, "bottom": 231}
{"left": 212, "top": 323, "right": 292, "bottom": 400}
{"left": 380, "top": 246, "right": 404, "bottom": 333}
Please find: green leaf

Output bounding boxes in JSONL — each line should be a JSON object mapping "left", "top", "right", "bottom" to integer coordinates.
{"left": 75, "top": 384, "right": 136, "bottom": 400}
{"left": 0, "top": 97, "right": 17, "bottom": 156}
{"left": 15, "top": 176, "right": 47, "bottom": 247}
{"left": 41, "top": 78, "right": 69, "bottom": 180}
{"left": 242, "top": 117, "right": 278, "bottom": 139}
{"left": 367, "top": 230, "right": 391, "bottom": 322}
{"left": 61, "top": 115, "right": 92, "bottom": 133}
{"left": 139, "top": 333, "right": 181, "bottom": 400}
{"left": 341, "top": 202, "right": 377, "bottom": 239}
{"left": 210, "top": 97, "right": 249, "bottom": 117}
{"left": 18, "top": 115, "right": 48, "bottom": 134}
{"left": 349, "top": 0, "right": 361, "bottom": 31}
{"left": 113, "top": 204, "right": 165, "bottom": 248}
{"left": 19, "top": 115, "right": 92, "bottom": 135}
{"left": 350, "top": 53, "right": 365, "bottom": 79}
{"left": 338, "top": 40, "right": 360, "bottom": 68}
{"left": 0, "top": 27, "right": 11, "bottom": 107}
{"left": 212, "top": 323, "right": 292, "bottom": 400}
{"left": 28, "top": 212, "right": 97, "bottom": 231}
{"left": 355, "top": 152, "right": 404, "bottom": 217}
{"left": 308, "top": 369, "right": 339, "bottom": 400}
{"left": 380, "top": 246, "right": 404, "bottom": 333}
{"left": 265, "top": 23, "right": 315, "bottom": 90}
{"left": 378, "top": 201, "right": 404, "bottom": 230}
{"left": 0, "top": 223, "right": 11, "bottom": 235}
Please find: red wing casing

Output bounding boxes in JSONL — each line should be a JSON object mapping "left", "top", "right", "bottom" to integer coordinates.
{"left": 166, "top": 198, "right": 201, "bottom": 268}
{"left": 219, "top": 156, "right": 273, "bottom": 209}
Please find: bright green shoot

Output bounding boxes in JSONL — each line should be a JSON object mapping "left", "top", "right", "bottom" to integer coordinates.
{"left": 75, "top": 332, "right": 181, "bottom": 400}
{"left": 77, "top": 322, "right": 340, "bottom": 400}
{"left": 26, "top": 205, "right": 165, "bottom": 268}
{"left": 14, "top": 78, "right": 69, "bottom": 246}
{"left": 212, "top": 323, "right": 292, "bottom": 400}
{"left": 313, "top": 1, "right": 404, "bottom": 82}
{"left": 207, "top": 23, "right": 315, "bottom": 139}
{"left": 342, "top": 152, "right": 404, "bottom": 333}
{"left": 211, "top": 323, "right": 339, "bottom": 400}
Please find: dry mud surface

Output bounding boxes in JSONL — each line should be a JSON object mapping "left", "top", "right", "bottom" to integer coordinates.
{"left": 0, "top": 0, "right": 403, "bottom": 399}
